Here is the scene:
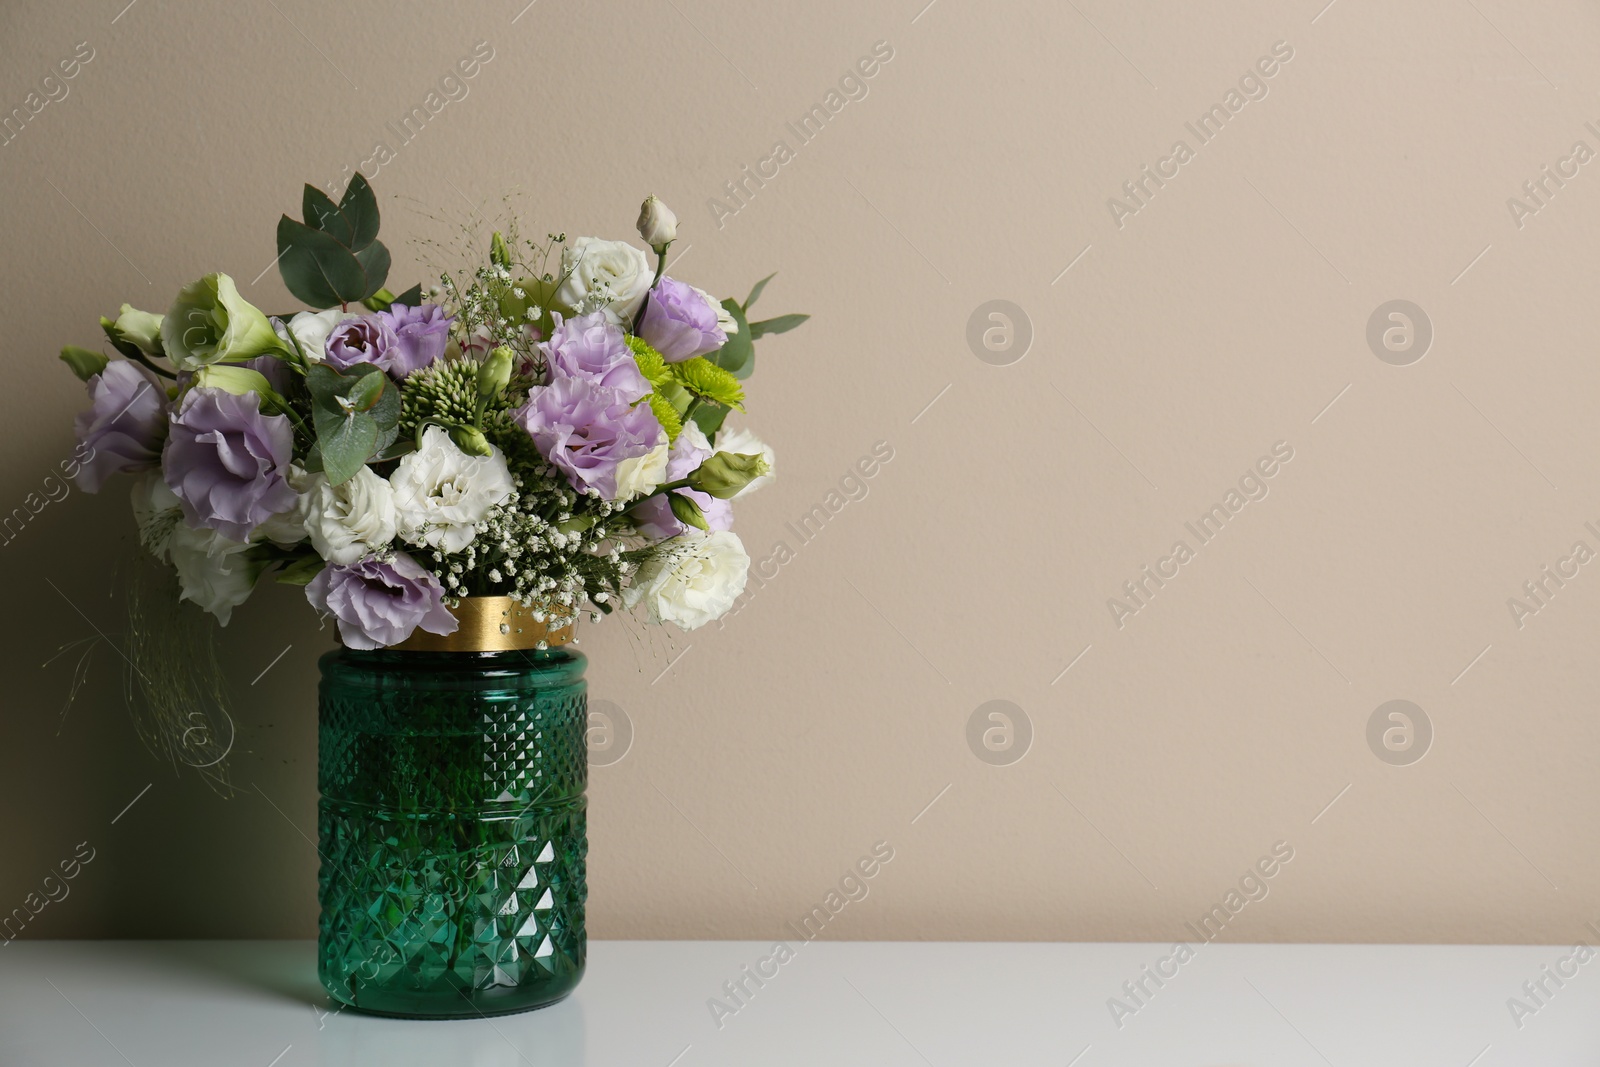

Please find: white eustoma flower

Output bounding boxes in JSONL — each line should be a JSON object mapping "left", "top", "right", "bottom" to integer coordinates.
{"left": 305, "top": 467, "right": 397, "bottom": 564}
{"left": 625, "top": 530, "right": 750, "bottom": 630}
{"left": 390, "top": 425, "right": 514, "bottom": 554}
{"left": 286, "top": 308, "right": 359, "bottom": 363}
{"left": 555, "top": 237, "right": 652, "bottom": 325}
{"left": 713, "top": 426, "right": 775, "bottom": 497}
{"left": 169, "top": 522, "right": 257, "bottom": 625}
{"left": 612, "top": 441, "right": 669, "bottom": 501}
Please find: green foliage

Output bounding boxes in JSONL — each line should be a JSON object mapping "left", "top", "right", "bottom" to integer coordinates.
{"left": 712, "top": 299, "right": 754, "bottom": 379}
{"left": 748, "top": 313, "right": 809, "bottom": 338}
{"left": 278, "top": 174, "right": 391, "bottom": 307}
{"left": 691, "top": 401, "right": 730, "bottom": 439}
{"left": 60, "top": 345, "right": 108, "bottom": 381}
{"left": 273, "top": 553, "right": 326, "bottom": 586}
{"left": 743, "top": 272, "right": 777, "bottom": 311}
{"left": 305, "top": 362, "right": 400, "bottom": 484}
{"left": 671, "top": 356, "right": 745, "bottom": 411}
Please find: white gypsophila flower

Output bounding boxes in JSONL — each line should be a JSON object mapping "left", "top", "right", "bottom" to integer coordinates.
{"left": 713, "top": 426, "right": 775, "bottom": 497}
{"left": 305, "top": 466, "right": 397, "bottom": 565}
{"left": 692, "top": 284, "right": 738, "bottom": 336}
{"left": 390, "top": 425, "right": 514, "bottom": 554}
{"left": 130, "top": 470, "right": 183, "bottom": 562}
{"left": 612, "top": 441, "right": 669, "bottom": 501}
{"left": 169, "top": 522, "right": 257, "bottom": 625}
{"left": 286, "top": 308, "right": 359, "bottom": 363}
{"left": 624, "top": 530, "right": 750, "bottom": 630}
{"left": 555, "top": 237, "right": 652, "bottom": 325}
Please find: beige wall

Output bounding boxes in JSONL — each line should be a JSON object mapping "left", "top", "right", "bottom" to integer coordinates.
{"left": 4, "top": 0, "right": 1600, "bottom": 945}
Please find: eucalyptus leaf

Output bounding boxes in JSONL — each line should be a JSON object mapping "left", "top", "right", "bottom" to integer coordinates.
{"left": 278, "top": 216, "right": 367, "bottom": 306}
{"left": 346, "top": 370, "right": 386, "bottom": 413}
{"left": 338, "top": 173, "right": 380, "bottom": 250}
{"left": 712, "top": 299, "right": 755, "bottom": 379}
{"left": 690, "top": 401, "right": 730, "bottom": 439}
{"left": 274, "top": 554, "right": 327, "bottom": 586}
{"left": 302, "top": 185, "right": 353, "bottom": 245}
{"left": 353, "top": 240, "right": 392, "bottom": 300}
{"left": 743, "top": 272, "right": 777, "bottom": 311}
{"left": 313, "top": 406, "right": 379, "bottom": 485}
{"left": 390, "top": 283, "right": 423, "bottom": 308}
{"left": 747, "top": 313, "right": 809, "bottom": 339}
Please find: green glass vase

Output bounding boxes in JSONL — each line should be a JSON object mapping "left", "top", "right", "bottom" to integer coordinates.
{"left": 316, "top": 639, "right": 587, "bottom": 1018}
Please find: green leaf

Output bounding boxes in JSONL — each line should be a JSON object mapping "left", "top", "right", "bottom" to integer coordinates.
{"left": 743, "top": 272, "right": 776, "bottom": 311}
{"left": 278, "top": 216, "right": 367, "bottom": 306}
{"left": 313, "top": 407, "right": 378, "bottom": 485}
{"left": 668, "top": 491, "right": 709, "bottom": 531}
{"left": 301, "top": 185, "right": 353, "bottom": 246}
{"left": 371, "top": 436, "right": 415, "bottom": 462}
{"left": 353, "top": 240, "right": 392, "bottom": 301}
{"left": 60, "top": 345, "right": 108, "bottom": 381}
{"left": 391, "top": 283, "right": 423, "bottom": 308}
{"left": 691, "top": 401, "right": 730, "bottom": 439}
{"left": 671, "top": 356, "right": 745, "bottom": 411}
{"left": 748, "top": 313, "right": 809, "bottom": 339}
{"left": 274, "top": 553, "right": 326, "bottom": 586}
{"left": 338, "top": 173, "right": 380, "bottom": 250}
{"left": 712, "top": 299, "right": 755, "bottom": 380}
{"left": 346, "top": 370, "right": 386, "bottom": 413}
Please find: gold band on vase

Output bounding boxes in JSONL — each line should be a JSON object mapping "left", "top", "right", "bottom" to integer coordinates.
{"left": 385, "top": 596, "right": 574, "bottom": 652}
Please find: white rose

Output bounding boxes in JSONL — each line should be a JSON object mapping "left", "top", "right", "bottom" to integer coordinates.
{"left": 713, "top": 426, "right": 775, "bottom": 496}
{"left": 287, "top": 308, "right": 358, "bottom": 363}
{"left": 612, "top": 441, "right": 669, "bottom": 501}
{"left": 130, "top": 471, "right": 183, "bottom": 562}
{"left": 390, "top": 425, "right": 514, "bottom": 554}
{"left": 624, "top": 530, "right": 750, "bottom": 630}
{"left": 169, "top": 523, "right": 258, "bottom": 625}
{"left": 305, "top": 467, "right": 397, "bottom": 565}
{"left": 555, "top": 237, "right": 652, "bottom": 325}
{"left": 692, "top": 284, "right": 737, "bottom": 335}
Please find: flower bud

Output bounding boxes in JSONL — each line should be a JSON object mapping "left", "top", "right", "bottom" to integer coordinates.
{"left": 477, "top": 346, "right": 514, "bottom": 400}
{"left": 668, "top": 491, "right": 709, "bottom": 531}
{"left": 490, "top": 231, "right": 513, "bottom": 270}
{"left": 113, "top": 304, "right": 165, "bottom": 355}
{"left": 637, "top": 195, "right": 677, "bottom": 252}
{"left": 59, "top": 345, "right": 108, "bottom": 382}
{"left": 687, "top": 451, "right": 769, "bottom": 499}
{"left": 451, "top": 424, "right": 493, "bottom": 457}
{"left": 192, "top": 365, "right": 274, "bottom": 398}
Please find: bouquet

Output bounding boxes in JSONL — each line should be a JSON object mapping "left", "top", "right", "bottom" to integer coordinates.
{"left": 60, "top": 176, "right": 805, "bottom": 649}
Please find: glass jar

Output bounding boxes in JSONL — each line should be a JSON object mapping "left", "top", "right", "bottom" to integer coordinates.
{"left": 316, "top": 626, "right": 587, "bottom": 1018}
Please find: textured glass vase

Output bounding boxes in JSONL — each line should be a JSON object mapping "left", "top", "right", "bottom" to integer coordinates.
{"left": 317, "top": 643, "right": 587, "bottom": 1018}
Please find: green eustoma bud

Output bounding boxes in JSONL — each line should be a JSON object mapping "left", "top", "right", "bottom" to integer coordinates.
{"left": 59, "top": 346, "right": 108, "bottom": 382}
{"left": 192, "top": 365, "right": 276, "bottom": 398}
{"left": 451, "top": 424, "right": 492, "bottom": 457}
{"left": 687, "top": 451, "right": 768, "bottom": 499}
{"left": 112, "top": 304, "right": 165, "bottom": 356}
{"left": 478, "top": 346, "right": 514, "bottom": 401}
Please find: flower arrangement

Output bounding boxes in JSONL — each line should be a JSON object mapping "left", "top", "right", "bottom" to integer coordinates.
{"left": 61, "top": 176, "right": 805, "bottom": 649}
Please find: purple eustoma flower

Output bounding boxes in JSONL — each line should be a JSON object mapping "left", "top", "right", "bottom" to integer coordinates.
{"left": 630, "top": 425, "right": 732, "bottom": 539}
{"left": 305, "top": 552, "right": 458, "bottom": 650}
{"left": 638, "top": 276, "right": 726, "bottom": 363}
{"left": 515, "top": 376, "right": 664, "bottom": 500}
{"left": 378, "top": 303, "right": 453, "bottom": 376}
{"left": 163, "top": 386, "right": 296, "bottom": 542}
{"left": 323, "top": 314, "right": 398, "bottom": 373}
{"left": 542, "top": 311, "right": 650, "bottom": 402}
{"left": 72, "top": 361, "right": 167, "bottom": 493}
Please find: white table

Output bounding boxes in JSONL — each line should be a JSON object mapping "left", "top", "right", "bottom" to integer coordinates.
{"left": 1, "top": 940, "right": 1593, "bottom": 1065}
